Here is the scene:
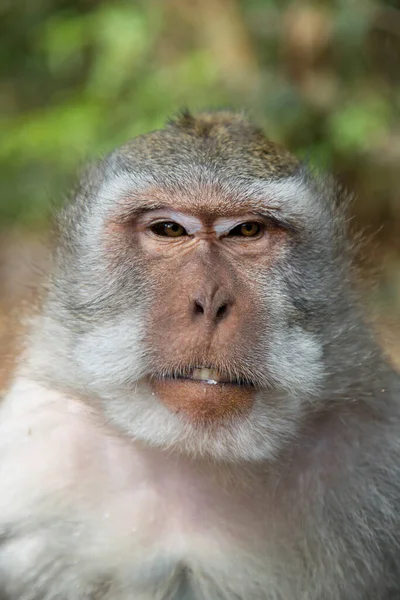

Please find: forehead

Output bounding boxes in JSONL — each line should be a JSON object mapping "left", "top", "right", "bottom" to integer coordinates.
{"left": 103, "top": 127, "right": 301, "bottom": 220}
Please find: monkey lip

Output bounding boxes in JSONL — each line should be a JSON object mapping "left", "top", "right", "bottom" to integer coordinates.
{"left": 154, "top": 367, "right": 255, "bottom": 387}
{"left": 149, "top": 367, "right": 256, "bottom": 423}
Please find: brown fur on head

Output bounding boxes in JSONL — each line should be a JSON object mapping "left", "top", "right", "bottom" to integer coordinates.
{"left": 120, "top": 110, "right": 299, "bottom": 180}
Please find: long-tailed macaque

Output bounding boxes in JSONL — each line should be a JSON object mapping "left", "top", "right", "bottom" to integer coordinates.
{"left": 1, "top": 111, "right": 400, "bottom": 599}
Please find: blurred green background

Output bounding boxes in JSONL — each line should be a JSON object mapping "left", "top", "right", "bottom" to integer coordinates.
{"left": 0, "top": 0, "right": 400, "bottom": 377}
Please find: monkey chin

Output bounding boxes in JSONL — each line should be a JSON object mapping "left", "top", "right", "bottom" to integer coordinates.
{"left": 149, "top": 377, "right": 255, "bottom": 425}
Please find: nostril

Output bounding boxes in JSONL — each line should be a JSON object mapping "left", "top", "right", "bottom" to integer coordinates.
{"left": 192, "top": 297, "right": 231, "bottom": 322}
{"left": 216, "top": 304, "right": 228, "bottom": 321}
{"left": 194, "top": 301, "right": 204, "bottom": 315}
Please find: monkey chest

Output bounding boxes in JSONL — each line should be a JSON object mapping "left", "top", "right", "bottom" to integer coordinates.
{"left": 79, "top": 479, "right": 284, "bottom": 599}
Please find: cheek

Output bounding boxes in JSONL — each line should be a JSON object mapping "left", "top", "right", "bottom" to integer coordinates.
{"left": 74, "top": 314, "right": 147, "bottom": 389}
{"left": 267, "top": 326, "right": 324, "bottom": 396}
{"left": 260, "top": 281, "right": 325, "bottom": 395}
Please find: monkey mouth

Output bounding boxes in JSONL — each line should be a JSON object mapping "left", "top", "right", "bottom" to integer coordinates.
{"left": 153, "top": 367, "right": 256, "bottom": 387}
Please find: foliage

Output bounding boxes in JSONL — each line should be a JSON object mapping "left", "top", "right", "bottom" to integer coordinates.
{"left": 0, "top": 0, "right": 399, "bottom": 235}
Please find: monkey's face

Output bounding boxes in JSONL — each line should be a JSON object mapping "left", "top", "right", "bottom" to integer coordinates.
{"left": 60, "top": 117, "right": 344, "bottom": 461}
{"left": 69, "top": 173, "right": 332, "bottom": 462}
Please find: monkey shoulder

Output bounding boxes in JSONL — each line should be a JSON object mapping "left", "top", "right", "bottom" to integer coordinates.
{"left": 309, "top": 394, "right": 400, "bottom": 577}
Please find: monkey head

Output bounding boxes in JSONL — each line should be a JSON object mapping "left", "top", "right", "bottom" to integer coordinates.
{"left": 32, "top": 111, "right": 354, "bottom": 461}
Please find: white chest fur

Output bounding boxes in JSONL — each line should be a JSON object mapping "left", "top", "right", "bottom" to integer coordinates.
{"left": 0, "top": 380, "right": 324, "bottom": 599}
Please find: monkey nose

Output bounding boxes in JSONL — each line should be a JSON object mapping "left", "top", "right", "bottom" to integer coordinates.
{"left": 192, "top": 290, "right": 232, "bottom": 324}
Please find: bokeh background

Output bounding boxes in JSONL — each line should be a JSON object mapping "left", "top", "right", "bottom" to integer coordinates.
{"left": 1, "top": 0, "right": 400, "bottom": 385}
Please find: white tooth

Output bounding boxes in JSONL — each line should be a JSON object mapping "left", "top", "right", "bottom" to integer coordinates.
{"left": 192, "top": 368, "right": 211, "bottom": 381}
{"left": 191, "top": 369, "right": 201, "bottom": 380}
{"left": 192, "top": 368, "right": 223, "bottom": 383}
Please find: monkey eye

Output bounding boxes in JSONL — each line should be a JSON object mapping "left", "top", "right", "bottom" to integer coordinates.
{"left": 150, "top": 221, "right": 187, "bottom": 238}
{"left": 228, "top": 222, "right": 262, "bottom": 238}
